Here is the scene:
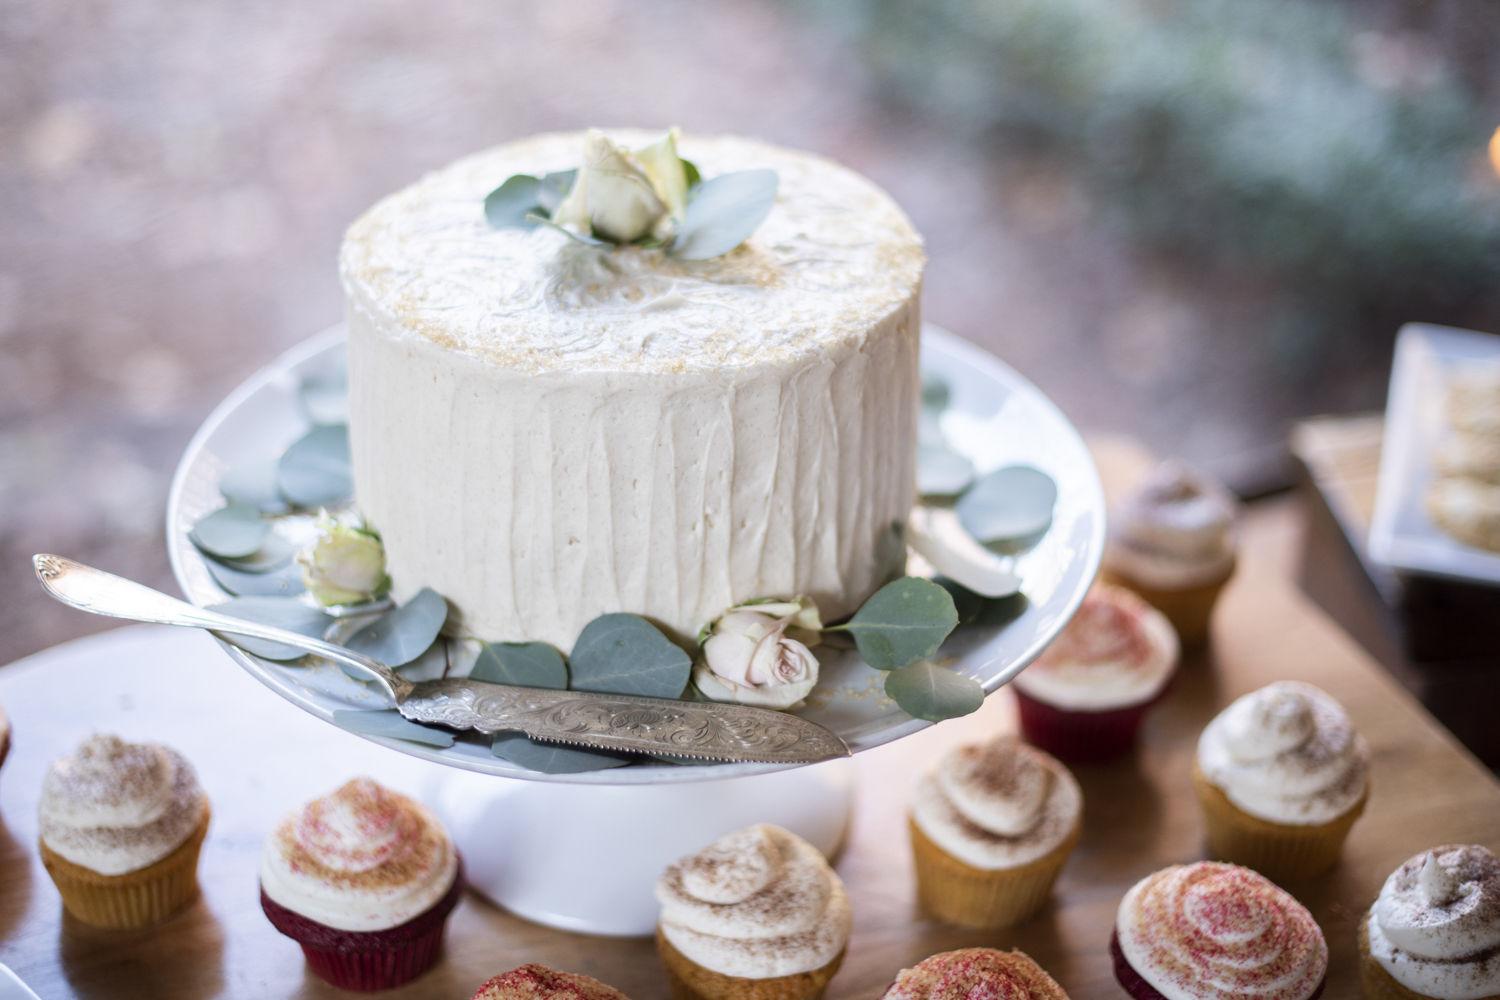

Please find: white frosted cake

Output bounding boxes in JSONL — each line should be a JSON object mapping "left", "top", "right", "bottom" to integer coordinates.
{"left": 341, "top": 130, "right": 925, "bottom": 651}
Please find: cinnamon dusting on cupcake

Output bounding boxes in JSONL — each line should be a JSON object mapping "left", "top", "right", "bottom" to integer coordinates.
{"left": 472, "top": 964, "right": 633, "bottom": 1000}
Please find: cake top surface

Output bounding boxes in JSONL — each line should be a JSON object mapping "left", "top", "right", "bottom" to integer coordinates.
{"left": 341, "top": 130, "right": 925, "bottom": 375}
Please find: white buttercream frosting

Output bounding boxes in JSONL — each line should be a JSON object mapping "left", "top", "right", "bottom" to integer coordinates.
{"left": 259, "top": 777, "right": 459, "bottom": 932}
{"left": 656, "top": 824, "right": 851, "bottom": 979}
{"left": 1012, "top": 584, "right": 1178, "bottom": 711}
{"left": 343, "top": 130, "right": 923, "bottom": 652}
{"left": 910, "top": 735, "right": 1081, "bottom": 869}
{"left": 1367, "top": 845, "right": 1500, "bottom": 1000}
{"left": 1197, "top": 681, "right": 1369, "bottom": 825}
{"left": 1105, "top": 460, "right": 1239, "bottom": 590}
{"left": 39, "top": 734, "right": 207, "bottom": 876}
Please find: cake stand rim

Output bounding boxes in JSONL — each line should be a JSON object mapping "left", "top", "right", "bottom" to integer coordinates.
{"left": 165, "top": 323, "right": 1104, "bottom": 786}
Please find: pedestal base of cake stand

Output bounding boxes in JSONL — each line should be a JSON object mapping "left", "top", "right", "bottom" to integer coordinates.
{"left": 421, "top": 758, "right": 856, "bottom": 937}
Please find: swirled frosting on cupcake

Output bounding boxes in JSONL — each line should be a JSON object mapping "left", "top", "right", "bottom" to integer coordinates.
{"left": 1366, "top": 845, "right": 1500, "bottom": 1000}
{"left": 1117, "top": 863, "right": 1327, "bottom": 1000}
{"left": 259, "top": 777, "right": 459, "bottom": 932}
{"left": 1197, "top": 682, "right": 1369, "bottom": 825}
{"left": 656, "top": 824, "right": 851, "bottom": 979}
{"left": 471, "top": 964, "right": 634, "bottom": 1000}
{"left": 1105, "top": 460, "right": 1239, "bottom": 590}
{"left": 910, "top": 735, "right": 1081, "bottom": 869}
{"left": 1012, "top": 584, "right": 1178, "bottom": 711}
{"left": 883, "top": 948, "right": 1070, "bottom": 1000}
{"left": 39, "top": 734, "right": 207, "bottom": 875}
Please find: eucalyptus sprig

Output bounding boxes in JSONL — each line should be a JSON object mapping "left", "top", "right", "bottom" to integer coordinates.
{"left": 484, "top": 128, "right": 778, "bottom": 261}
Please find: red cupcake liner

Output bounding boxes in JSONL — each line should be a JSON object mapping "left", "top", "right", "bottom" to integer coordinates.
{"left": 1109, "top": 929, "right": 1324, "bottom": 1000}
{"left": 261, "top": 856, "right": 464, "bottom": 992}
{"left": 1015, "top": 679, "right": 1172, "bottom": 765}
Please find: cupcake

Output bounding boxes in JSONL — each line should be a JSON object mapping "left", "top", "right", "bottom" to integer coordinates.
{"left": 1359, "top": 845, "right": 1500, "bottom": 1000}
{"left": 472, "top": 964, "right": 634, "bottom": 1000}
{"left": 908, "top": 734, "right": 1081, "bottom": 927}
{"left": 1193, "top": 681, "right": 1369, "bottom": 881}
{"left": 1113, "top": 862, "right": 1328, "bottom": 1000}
{"left": 38, "top": 733, "right": 210, "bottom": 929}
{"left": 882, "top": 948, "right": 1070, "bottom": 1000}
{"left": 260, "top": 777, "right": 463, "bottom": 992}
{"left": 1013, "top": 583, "right": 1178, "bottom": 764}
{"left": 1101, "top": 459, "right": 1239, "bottom": 646}
{"left": 656, "top": 824, "right": 850, "bottom": 1000}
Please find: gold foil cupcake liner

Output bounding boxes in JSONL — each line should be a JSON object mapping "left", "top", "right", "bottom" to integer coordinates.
{"left": 1192, "top": 759, "right": 1363, "bottom": 882}
{"left": 41, "top": 802, "right": 210, "bottom": 930}
{"left": 1099, "top": 563, "right": 1233, "bottom": 647}
{"left": 909, "top": 814, "right": 1080, "bottom": 929}
{"left": 656, "top": 926, "right": 844, "bottom": 1000}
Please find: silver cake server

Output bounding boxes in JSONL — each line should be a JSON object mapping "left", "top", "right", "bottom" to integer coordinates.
{"left": 32, "top": 555, "right": 851, "bottom": 765}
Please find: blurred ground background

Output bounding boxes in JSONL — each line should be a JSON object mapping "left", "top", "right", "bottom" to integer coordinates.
{"left": 3, "top": 0, "right": 1499, "bottom": 665}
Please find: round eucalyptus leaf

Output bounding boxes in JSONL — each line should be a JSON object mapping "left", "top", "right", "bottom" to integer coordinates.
{"left": 205, "top": 557, "right": 306, "bottom": 598}
{"left": 884, "top": 661, "right": 985, "bottom": 721}
{"left": 669, "top": 169, "right": 778, "bottom": 260}
{"left": 332, "top": 710, "right": 455, "bottom": 747}
{"left": 491, "top": 733, "right": 634, "bottom": 773}
{"left": 219, "top": 457, "right": 287, "bottom": 513}
{"left": 538, "top": 169, "right": 577, "bottom": 213}
{"left": 918, "top": 445, "right": 975, "bottom": 497}
{"left": 211, "top": 532, "right": 297, "bottom": 573}
{"left": 208, "top": 597, "right": 330, "bottom": 661}
{"left": 922, "top": 371, "right": 951, "bottom": 412}
{"left": 485, "top": 174, "right": 544, "bottom": 229}
{"left": 470, "top": 641, "right": 567, "bottom": 690}
{"left": 836, "top": 576, "right": 959, "bottom": 671}
{"left": 396, "top": 639, "right": 449, "bottom": 682}
{"left": 345, "top": 588, "right": 448, "bottom": 668}
{"left": 569, "top": 613, "right": 691, "bottom": 698}
{"left": 189, "top": 504, "right": 271, "bottom": 559}
{"left": 300, "top": 378, "right": 349, "bottom": 426}
{"left": 278, "top": 425, "right": 352, "bottom": 508}
{"left": 956, "top": 465, "right": 1057, "bottom": 544}
{"left": 935, "top": 577, "right": 1030, "bottom": 629}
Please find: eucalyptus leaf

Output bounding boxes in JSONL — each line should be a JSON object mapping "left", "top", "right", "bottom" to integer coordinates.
{"left": 955, "top": 466, "right": 1057, "bottom": 546}
{"left": 884, "top": 661, "right": 985, "bottom": 721}
{"left": 922, "top": 371, "right": 952, "bottom": 412}
{"left": 918, "top": 445, "right": 975, "bottom": 497}
{"left": 208, "top": 597, "right": 329, "bottom": 661}
{"left": 491, "top": 733, "right": 633, "bottom": 773}
{"left": 569, "top": 613, "right": 691, "bottom": 698}
{"left": 470, "top": 641, "right": 567, "bottom": 690}
{"left": 205, "top": 557, "right": 306, "bottom": 598}
{"left": 935, "top": 577, "right": 1029, "bottom": 629}
{"left": 189, "top": 504, "right": 271, "bottom": 559}
{"left": 538, "top": 169, "right": 577, "bottom": 213}
{"left": 681, "top": 158, "right": 702, "bottom": 189}
{"left": 332, "top": 709, "right": 455, "bottom": 747}
{"left": 485, "top": 174, "right": 544, "bottom": 229}
{"left": 345, "top": 588, "right": 448, "bottom": 668}
{"left": 396, "top": 639, "right": 449, "bottom": 682}
{"left": 211, "top": 532, "right": 297, "bottom": 573}
{"left": 278, "top": 425, "right": 352, "bottom": 508}
{"left": 219, "top": 457, "right": 288, "bottom": 513}
{"left": 301, "top": 377, "right": 349, "bottom": 426}
{"left": 832, "top": 576, "right": 959, "bottom": 671}
{"left": 669, "top": 169, "right": 778, "bottom": 260}
{"left": 526, "top": 213, "right": 607, "bottom": 246}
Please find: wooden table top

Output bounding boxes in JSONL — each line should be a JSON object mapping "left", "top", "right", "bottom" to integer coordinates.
{"left": 1, "top": 492, "right": 1497, "bottom": 999}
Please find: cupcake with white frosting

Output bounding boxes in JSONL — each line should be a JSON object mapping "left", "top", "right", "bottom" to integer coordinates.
{"left": 38, "top": 733, "right": 211, "bottom": 929}
{"left": 1101, "top": 459, "right": 1240, "bottom": 645}
{"left": 260, "top": 777, "right": 462, "bottom": 992}
{"left": 471, "top": 964, "right": 635, "bottom": 1000}
{"left": 1360, "top": 845, "right": 1500, "bottom": 1000}
{"left": 655, "top": 824, "right": 851, "bottom": 1000}
{"left": 1013, "top": 583, "right": 1179, "bottom": 763}
{"left": 882, "top": 948, "right": 1071, "bottom": 1000}
{"left": 1193, "top": 681, "right": 1370, "bottom": 881}
{"left": 1112, "top": 862, "right": 1328, "bottom": 1000}
{"left": 908, "top": 734, "right": 1081, "bottom": 928}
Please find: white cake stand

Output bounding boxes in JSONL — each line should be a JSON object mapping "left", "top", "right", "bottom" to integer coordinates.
{"left": 165, "top": 324, "right": 1103, "bottom": 936}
